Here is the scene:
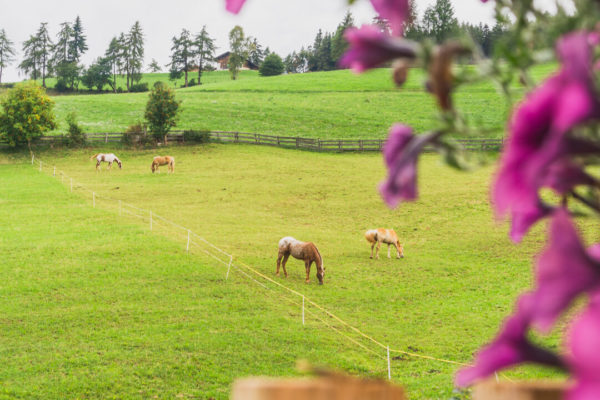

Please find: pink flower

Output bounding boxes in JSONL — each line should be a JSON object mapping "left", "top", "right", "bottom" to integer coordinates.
{"left": 456, "top": 294, "right": 566, "bottom": 387}
{"left": 567, "top": 291, "right": 600, "bottom": 399}
{"left": 379, "top": 125, "right": 437, "bottom": 207}
{"left": 369, "top": 0, "right": 410, "bottom": 36}
{"left": 225, "top": 0, "right": 246, "bottom": 14}
{"left": 493, "top": 31, "right": 600, "bottom": 242}
{"left": 340, "top": 25, "right": 416, "bottom": 73}
{"left": 530, "top": 209, "right": 600, "bottom": 332}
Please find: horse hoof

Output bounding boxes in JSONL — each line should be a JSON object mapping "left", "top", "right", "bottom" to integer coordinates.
{"left": 369, "top": 256, "right": 373, "bottom": 259}
{"left": 319, "top": 282, "right": 323, "bottom": 285}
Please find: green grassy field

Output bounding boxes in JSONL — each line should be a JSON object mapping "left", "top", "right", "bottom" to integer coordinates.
{"left": 24, "top": 64, "right": 556, "bottom": 140}
{"left": 3, "top": 143, "right": 593, "bottom": 399}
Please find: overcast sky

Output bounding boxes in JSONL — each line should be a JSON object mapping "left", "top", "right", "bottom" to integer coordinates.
{"left": 0, "top": 0, "right": 570, "bottom": 83}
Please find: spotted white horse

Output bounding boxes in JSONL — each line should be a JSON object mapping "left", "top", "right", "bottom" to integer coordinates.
{"left": 91, "top": 153, "right": 122, "bottom": 171}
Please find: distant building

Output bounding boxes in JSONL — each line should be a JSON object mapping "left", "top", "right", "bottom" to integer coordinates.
{"left": 214, "top": 52, "right": 259, "bottom": 70}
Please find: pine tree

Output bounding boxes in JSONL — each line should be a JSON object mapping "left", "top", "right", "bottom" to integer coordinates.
{"left": 169, "top": 29, "right": 194, "bottom": 87}
{"left": 147, "top": 59, "right": 162, "bottom": 73}
{"left": 104, "top": 37, "right": 122, "bottom": 92}
{"left": 127, "top": 21, "right": 145, "bottom": 90}
{"left": 35, "top": 23, "right": 52, "bottom": 87}
{"left": 68, "top": 16, "right": 88, "bottom": 62}
{"left": 194, "top": 26, "right": 216, "bottom": 85}
{"left": 247, "top": 37, "right": 264, "bottom": 67}
{"left": 331, "top": 11, "right": 355, "bottom": 67}
{"left": 0, "top": 29, "right": 16, "bottom": 84}
{"left": 19, "top": 35, "right": 41, "bottom": 81}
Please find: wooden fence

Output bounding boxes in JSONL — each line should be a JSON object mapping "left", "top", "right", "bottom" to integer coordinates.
{"left": 25, "top": 131, "right": 504, "bottom": 152}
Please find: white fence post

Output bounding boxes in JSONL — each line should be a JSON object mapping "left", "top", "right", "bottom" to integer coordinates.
{"left": 150, "top": 211, "right": 153, "bottom": 231}
{"left": 39, "top": 160, "right": 42, "bottom": 171}
{"left": 186, "top": 230, "right": 190, "bottom": 253}
{"left": 387, "top": 346, "right": 391, "bottom": 381}
{"left": 93, "top": 192, "right": 96, "bottom": 208}
{"left": 226, "top": 255, "right": 232, "bottom": 280}
{"left": 119, "top": 200, "right": 122, "bottom": 216}
{"left": 302, "top": 296, "right": 305, "bottom": 326}
{"left": 53, "top": 166, "right": 56, "bottom": 176}
{"left": 31, "top": 154, "right": 34, "bottom": 164}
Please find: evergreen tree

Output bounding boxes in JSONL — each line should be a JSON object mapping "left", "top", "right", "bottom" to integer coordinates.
{"left": 81, "top": 57, "right": 111, "bottom": 91}
{"left": 228, "top": 25, "right": 247, "bottom": 80}
{"left": 49, "top": 22, "right": 72, "bottom": 75}
{"left": 68, "top": 16, "right": 87, "bottom": 62}
{"left": 19, "top": 35, "right": 41, "bottom": 81}
{"left": 104, "top": 37, "right": 122, "bottom": 92}
{"left": 147, "top": 59, "right": 162, "bottom": 73}
{"left": 121, "top": 22, "right": 144, "bottom": 91}
{"left": 0, "top": 29, "right": 16, "bottom": 84}
{"left": 247, "top": 37, "right": 264, "bottom": 67}
{"left": 331, "top": 11, "right": 355, "bottom": 66}
{"left": 308, "top": 29, "right": 323, "bottom": 71}
{"left": 35, "top": 23, "right": 52, "bottom": 87}
{"left": 194, "top": 26, "right": 216, "bottom": 85}
{"left": 169, "top": 29, "right": 194, "bottom": 87}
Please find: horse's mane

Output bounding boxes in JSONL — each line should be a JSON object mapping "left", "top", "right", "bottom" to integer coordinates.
{"left": 312, "top": 242, "right": 323, "bottom": 268}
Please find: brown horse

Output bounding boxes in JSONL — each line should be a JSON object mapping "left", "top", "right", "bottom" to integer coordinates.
{"left": 276, "top": 236, "right": 324, "bottom": 284}
{"left": 151, "top": 156, "right": 175, "bottom": 173}
{"left": 365, "top": 228, "right": 404, "bottom": 259}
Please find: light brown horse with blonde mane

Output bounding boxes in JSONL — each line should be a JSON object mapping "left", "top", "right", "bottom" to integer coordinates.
{"left": 151, "top": 156, "right": 175, "bottom": 173}
{"left": 277, "top": 236, "right": 324, "bottom": 284}
{"left": 365, "top": 228, "right": 404, "bottom": 259}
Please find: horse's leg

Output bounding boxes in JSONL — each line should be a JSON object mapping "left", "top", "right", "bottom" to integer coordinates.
{"left": 276, "top": 251, "right": 283, "bottom": 276}
{"left": 375, "top": 241, "right": 381, "bottom": 259}
{"left": 108, "top": 162, "right": 112, "bottom": 170}
{"left": 281, "top": 253, "right": 290, "bottom": 277}
{"left": 305, "top": 260, "right": 311, "bottom": 284}
{"left": 370, "top": 242, "right": 375, "bottom": 259}
{"left": 387, "top": 244, "right": 391, "bottom": 259}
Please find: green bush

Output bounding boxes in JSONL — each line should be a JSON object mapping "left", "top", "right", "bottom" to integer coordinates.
{"left": 64, "top": 112, "right": 86, "bottom": 147}
{"left": 144, "top": 83, "right": 181, "bottom": 144}
{"left": 259, "top": 53, "right": 285, "bottom": 77}
{"left": 183, "top": 129, "right": 211, "bottom": 143}
{"left": 129, "top": 83, "right": 149, "bottom": 92}
{"left": 116, "top": 87, "right": 124, "bottom": 93}
{"left": 54, "top": 79, "right": 69, "bottom": 92}
{"left": 188, "top": 79, "right": 197, "bottom": 87}
{"left": 0, "top": 83, "right": 57, "bottom": 150}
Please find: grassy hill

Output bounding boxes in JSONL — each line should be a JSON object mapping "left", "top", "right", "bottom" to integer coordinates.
{"left": 3, "top": 144, "right": 592, "bottom": 398}
{"left": 24, "top": 64, "right": 557, "bottom": 140}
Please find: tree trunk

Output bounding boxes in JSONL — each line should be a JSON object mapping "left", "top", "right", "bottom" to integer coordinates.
{"left": 184, "top": 69, "right": 188, "bottom": 87}
{"left": 197, "top": 59, "right": 202, "bottom": 85}
{"left": 0, "top": 64, "right": 3, "bottom": 84}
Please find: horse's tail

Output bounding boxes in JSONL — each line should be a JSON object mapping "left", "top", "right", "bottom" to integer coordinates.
{"left": 365, "top": 229, "right": 377, "bottom": 243}
{"left": 90, "top": 153, "right": 100, "bottom": 160}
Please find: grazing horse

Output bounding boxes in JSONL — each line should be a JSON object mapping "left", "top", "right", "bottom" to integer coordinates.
{"left": 151, "top": 156, "right": 175, "bottom": 173}
{"left": 91, "top": 153, "right": 122, "bottom": 171}
{"left": 277, "top": 236, "right": 324, "bottom": 284}
{"left": 365, "top": 228, "right": 404, "bottom": 259}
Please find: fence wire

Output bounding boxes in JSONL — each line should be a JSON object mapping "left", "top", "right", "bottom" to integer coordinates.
{"left": 31, "top": 156, "right": 518, "bottom": 384}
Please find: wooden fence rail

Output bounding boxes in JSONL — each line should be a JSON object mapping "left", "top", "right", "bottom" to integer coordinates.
{"left": 20, "top": 131, "right": 505, "bottom": 152}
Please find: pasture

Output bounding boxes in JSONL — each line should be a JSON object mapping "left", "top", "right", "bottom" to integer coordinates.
{"left": 39, "top": 64, "right": 557, "bottom": 139}
{"left": 3, "top": 143, "right": 593, "bottom": 399}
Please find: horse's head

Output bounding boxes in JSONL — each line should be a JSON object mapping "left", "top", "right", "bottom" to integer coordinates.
{"left": 317, "top": 260, "right": 325, "bottom": 285}
{"left": 398, "top": 241, "right": 404, "bottom": 258}
{"left": 151, "top": 163, "right": 156, "bottom": 173}
{"left": 117, "top": 160, "right": 122, "bottom": 169}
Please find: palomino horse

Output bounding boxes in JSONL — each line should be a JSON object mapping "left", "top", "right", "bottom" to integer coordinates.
{"left": 91, "top": 153, "right": 122, "bottom": 171}
{"left": 365, "top": 228, "right": 404, "bottom": 259}
{"left": 151, "top": 156, "right": 175, "bottom": 173}
{"left": 277, "top": 236, "right": 324, "bottom": 284}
